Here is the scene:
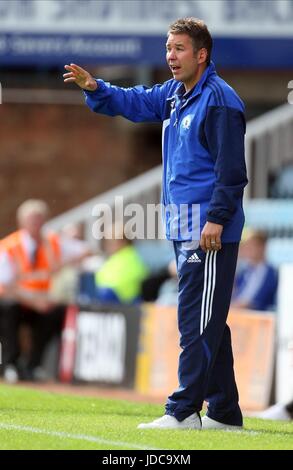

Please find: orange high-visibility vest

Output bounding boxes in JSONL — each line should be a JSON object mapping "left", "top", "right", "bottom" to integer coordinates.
{"left": 0, "top": 230, "right": 61, "bottom": 293}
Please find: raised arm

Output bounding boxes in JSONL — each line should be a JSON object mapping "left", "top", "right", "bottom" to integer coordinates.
{"left": 63, "top": 63, "right": 166, "bottom": 123}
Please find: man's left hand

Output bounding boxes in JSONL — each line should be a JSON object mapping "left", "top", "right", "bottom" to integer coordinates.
{"left": 200, "top": 222, "right": 223, "bottom": 252}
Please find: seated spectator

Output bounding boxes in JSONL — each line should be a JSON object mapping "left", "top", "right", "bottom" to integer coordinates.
{"left": 231, "top": 230, "right": 278, "bottom": 311}
{"left": 0, "top": 199, "right": 90, "bottom": 382}
{"left": 141, "top": 267, "right": 172, "bottom": 302}
{"left": 50, "top": 222, "right": 91, "bottom": 305}
{"left": 138, "top": 240, "right": 174, "bottom": 302}
{"left": 156, "top": 260, "right": 178, "bottom": 306}
{"left": 95, "top": 224, "right": 149, "bottom": 304}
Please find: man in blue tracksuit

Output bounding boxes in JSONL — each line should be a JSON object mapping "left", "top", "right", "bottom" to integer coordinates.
{"left": 64, "top": 17, "right": 247, "bottom": 430}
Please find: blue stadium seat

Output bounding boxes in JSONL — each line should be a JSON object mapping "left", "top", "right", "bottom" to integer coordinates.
{"left": 78, "top": 271, "right": 98, "bottom": 305}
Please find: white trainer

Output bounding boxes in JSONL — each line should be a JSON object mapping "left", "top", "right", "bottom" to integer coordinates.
{"left": 138, "top": 413, "right": 201, "bottom": 430}
{"left": 256, "top": 403, "right": 291, "bottom": 421}
{"left": 3, "top": 365, "right": 19, "bottom": 384}
{"left": 202, "top": 415, "right": 243, "bottom": 431}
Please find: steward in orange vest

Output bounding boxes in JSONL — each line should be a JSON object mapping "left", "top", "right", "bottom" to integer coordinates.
{"left": 0, "top": 199, "right": 87, "bottom": 381}
{"left": 0, "top": 229, "right": 62, "bottom": 299}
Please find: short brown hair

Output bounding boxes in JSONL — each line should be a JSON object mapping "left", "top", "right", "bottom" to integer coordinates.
{"left": 168, "top": 17, "right": 213, "bottom": 64}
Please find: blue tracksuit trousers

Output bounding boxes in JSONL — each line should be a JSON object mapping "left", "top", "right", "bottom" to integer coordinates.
{"left": 165, "top": 241, "right": 242, "bottom": 426}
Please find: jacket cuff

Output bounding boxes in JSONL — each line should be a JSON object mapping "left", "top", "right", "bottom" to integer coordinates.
{"left": 83, "top": 79, "right": 105, "bottom": 96}
{"left": 206, "top": 214, "right": 226, "bottom": 226}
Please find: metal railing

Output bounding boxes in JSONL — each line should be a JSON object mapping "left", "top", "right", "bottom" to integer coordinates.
{"left": 245, "top": 103, "right": 293, "bottom": 198}
{"left": 45, "top": 165, "right": 162, "bottom": 246}
{"left": 46, "top": 103, "right": 293, "bottom": 241}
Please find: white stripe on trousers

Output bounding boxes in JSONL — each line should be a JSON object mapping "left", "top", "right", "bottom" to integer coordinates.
{"left": 200, "top": 250, "right": 217, "bottom": 335}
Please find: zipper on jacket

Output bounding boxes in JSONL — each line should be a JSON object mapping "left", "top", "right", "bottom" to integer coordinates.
{"left": 173, "top": 102, "right": 180, "bottom": 144}
{"left": 173, "top": 106, "right": 179, "bottom": 127}
{"left": 174, "top": 95, "right": 197, "bottom": 135}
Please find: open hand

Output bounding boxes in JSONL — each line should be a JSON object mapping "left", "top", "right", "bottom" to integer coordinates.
{"left": 63, "top": 63, "right": 98, "bottom": 91}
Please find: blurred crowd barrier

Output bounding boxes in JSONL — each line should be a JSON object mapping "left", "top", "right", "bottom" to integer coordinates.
{"left": 136, "top": 306, "right": 276, "bottom": 411}
{"left": 56, "top": 301, "right": 292, "bottom": 412}
{"left": 59, "top": 304, "right": 142, "bottom": 388}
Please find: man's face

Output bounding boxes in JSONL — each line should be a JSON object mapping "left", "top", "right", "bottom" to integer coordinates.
{"left": 21, "top": 212, "right": 46, "bottom": 239}
{"left": 244, "top": 237, "right": 265, "bottom": 264}
{"left": 166, "top": 33, "right": 200, "bottom": 91}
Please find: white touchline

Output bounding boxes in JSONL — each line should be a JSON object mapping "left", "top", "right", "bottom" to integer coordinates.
{"left": 0, "top": 423, "right": 159, "bottom": 450}
{"left": 223, "top": 429, "right": 262, "bottom": 435}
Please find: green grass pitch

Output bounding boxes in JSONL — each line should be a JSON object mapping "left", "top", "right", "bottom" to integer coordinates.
{"left": 0, "top": 384, "right": 292, "bottom": 450}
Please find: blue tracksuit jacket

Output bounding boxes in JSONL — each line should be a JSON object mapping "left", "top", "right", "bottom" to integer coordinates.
{"left": 84, "top": 62, "right": 248, "bottom": 243}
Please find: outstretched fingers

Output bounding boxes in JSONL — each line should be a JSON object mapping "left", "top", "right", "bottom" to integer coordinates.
{"left": 63, "top": 64, "right": 83, "bottom": 83}
{"left": 63, "top": 63, "right": 97, "bottom": 90}
{"left": 63, "top": 76, "right": 77, "bottom": 83}
{"left": 63, "top": 71, "right": 77, "bottom": 83}
{"left": 65, "top": 63, "right": 86, "bottom": 75}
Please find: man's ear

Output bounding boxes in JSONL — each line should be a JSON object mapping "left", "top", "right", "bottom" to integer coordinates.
{"left": 197, "top": 48, "right": 208, "bottom": 64}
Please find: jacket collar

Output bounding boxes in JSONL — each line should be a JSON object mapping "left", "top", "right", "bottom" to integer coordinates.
{"left": 175, "top": 61, "right": 217, "bottom": 100}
